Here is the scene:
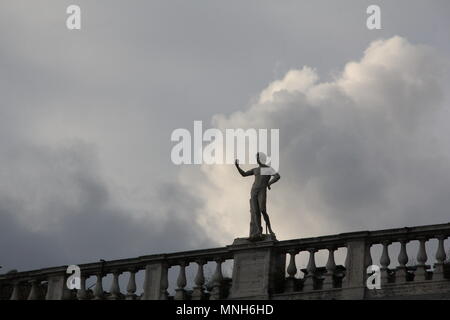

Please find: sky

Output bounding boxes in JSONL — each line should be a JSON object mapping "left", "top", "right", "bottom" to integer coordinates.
{"left": 1, "top": 0, "right": 450, "bottom": 276}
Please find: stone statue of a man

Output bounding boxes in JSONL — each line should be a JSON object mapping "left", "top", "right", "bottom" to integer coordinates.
{"left": 235, "top": 152, "right": 280, "bottom": 241}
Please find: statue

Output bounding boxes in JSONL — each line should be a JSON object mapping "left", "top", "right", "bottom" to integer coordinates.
{"left": 235, "top": 152, "right": 280, "bottom": 241}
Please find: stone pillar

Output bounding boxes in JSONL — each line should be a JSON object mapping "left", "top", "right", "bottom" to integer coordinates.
{"left": 142, "top": 262, "right": 168, "bottom": 300}
{"left": 229, "top": 239, "right": 285, "bottom": 299}
{"left": 46, "top": 274, "right": 73, "bottom": 300}
{"left": 342, "top": 234, "right": 370, "bottom": 299}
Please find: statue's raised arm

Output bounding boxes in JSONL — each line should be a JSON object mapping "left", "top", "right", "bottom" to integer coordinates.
{"left": 235, "top": 159, "right": 254, "bottom": 177}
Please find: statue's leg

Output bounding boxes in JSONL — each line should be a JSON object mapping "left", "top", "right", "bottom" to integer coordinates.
{"left": 254, "top": 196, "right": 263, "bottom": 234}
{"left": 250, "top": 192, "right": 263, "bottom": 238}
{"left": 259, "top": 190, "right": 275, "bottom": 235}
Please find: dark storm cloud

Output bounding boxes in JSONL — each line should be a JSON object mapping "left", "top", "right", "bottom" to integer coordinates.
{"left": 0, "top": 141, "right": 216, "bottom": 272}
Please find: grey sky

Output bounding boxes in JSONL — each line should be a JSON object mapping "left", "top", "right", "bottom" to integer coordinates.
{"left": 1, "top": 1, "right": 449, "bottom": 272}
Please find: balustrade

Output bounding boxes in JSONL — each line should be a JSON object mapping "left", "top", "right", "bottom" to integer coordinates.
{"left": 1, "top": 222, "right": 450, "bottom": 300}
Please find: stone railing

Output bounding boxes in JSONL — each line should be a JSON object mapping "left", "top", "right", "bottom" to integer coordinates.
{"left": 273, "top": 222, "right": 450, "bottom": 299}
{"left": 1, "top": 222, "right": 450, "bottom": 300}
{"left": 0, "top": 247, "right": 233, "bottom": 300}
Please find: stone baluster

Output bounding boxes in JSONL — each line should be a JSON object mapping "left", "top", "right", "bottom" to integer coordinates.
{"left": 27, "top": 279, "right": 42, "bottom": 300}
{"left": 210, "top": 258, "right": 224, "bottom": 300}
{"left": 380, "top": 241, "right": 391, "bottom": 285}
{"left": 396, "top": 239, "right": 409, "bottom": 283}
{"left": 303, "top": 248, "right": 317, "bottom": 291}
{"left": 160, "top": 263, "right": 169, "bottom": 300}
{"left": 363, "top": 243, "right": 373, "bottom": 286}
{"left": 109, "top": 271, "right": 121, "bottom": 300}
{"left": 433, "top": 236, "right": 447, "bottom": 281}
{"left": 125, "top": 269, "right": 137, "bottom": 300}
{"left": 10, "top": 281, "right": 21, "bottom": 300}
{"left": 415, "top": 237, "right": 428, "bottom": 281}
{"left": 285, "top": 250, "right": 298, "bottom": 292}
{"left": 175, "top": 261, "right": 188, "bottom": 300}
{"left": 323, "top": 247, "right": 336, "bottom": 290}
{"left": 76, "top": 274, "right": 88, "bottom": 300}
{"left": 93, "top": 273, "right": 104, "bottom": 300}
{"left": 192, "top": 260, "right": 206, "bottom": 300}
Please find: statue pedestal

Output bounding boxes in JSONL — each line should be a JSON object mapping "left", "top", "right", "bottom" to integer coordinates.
{"left": 228, "top": 236, "right": 284, "bottom": 299}
{"left": 232, "top": 234, "right": 277, "bottom": 246}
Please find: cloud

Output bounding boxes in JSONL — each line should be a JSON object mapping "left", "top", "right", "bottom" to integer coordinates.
{"left": 1, "top": 35, "right": 449, "bottom": 274}
{"left": 0, "top": 139, "right": 216, "bottom": 271}
{"left": 182, "top": 36, "right": 450, "bottom": 244}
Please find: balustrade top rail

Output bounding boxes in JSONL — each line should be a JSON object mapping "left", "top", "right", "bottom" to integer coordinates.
{"left": 2, "top": 222, "right": 450, "bottom": 283}
{"left": 275, "top": 222, "right": 450, "bottom": 252}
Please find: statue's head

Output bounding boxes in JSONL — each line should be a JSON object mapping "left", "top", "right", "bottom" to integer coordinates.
{"left": 256, "top": 152, "right": 267, "bottom": 166}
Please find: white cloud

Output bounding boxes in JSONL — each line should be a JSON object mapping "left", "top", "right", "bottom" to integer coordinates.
{"left": 182, "top": 36, "right": 450, "bottom": 244}
{"left": 259, "top": 66, "right": 319, "bottom": 104}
